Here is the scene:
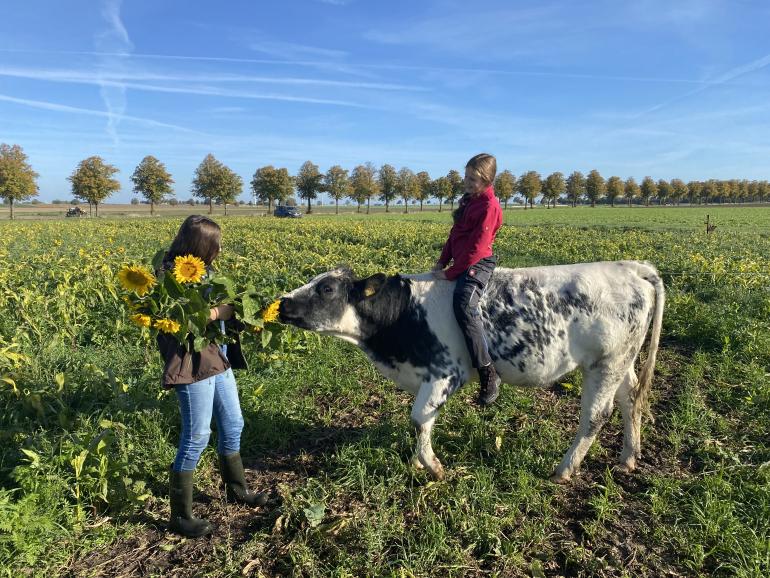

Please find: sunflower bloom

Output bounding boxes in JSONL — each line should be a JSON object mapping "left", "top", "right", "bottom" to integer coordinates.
{"left": 261, "top": 300, "right": 281, "bottom": 323}
{"left": 130, "top": 313, "right": 152, "bottom": 328}
{"left": 154, "top": 318, "right": 181, "bottom": 334}
{"left": 173, "top": 255, "right": 206, "bottom": 284}
{"left": 118, "top": 265, "right": 156, "bottom": 296}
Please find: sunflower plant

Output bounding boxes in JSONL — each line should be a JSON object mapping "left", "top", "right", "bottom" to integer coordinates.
{"left": 117, "top": 249, "right": 281, "bottom": 352}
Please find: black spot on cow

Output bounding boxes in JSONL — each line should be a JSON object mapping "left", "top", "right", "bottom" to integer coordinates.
{"left": 357, "top": 275, "right": 450, "bottom": 370}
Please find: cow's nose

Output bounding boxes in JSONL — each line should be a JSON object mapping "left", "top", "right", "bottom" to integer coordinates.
{"left": 278, "top": 297, "right": 295, "bottom": 320}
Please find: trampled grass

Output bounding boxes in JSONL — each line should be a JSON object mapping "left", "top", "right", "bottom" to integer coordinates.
{"left": 0, "top": 207, "right": 769, "bottom": 577}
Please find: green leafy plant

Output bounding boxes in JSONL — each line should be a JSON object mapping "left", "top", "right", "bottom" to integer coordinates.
{"left": 117, "top": 249, "right": 282, "bottom": 352}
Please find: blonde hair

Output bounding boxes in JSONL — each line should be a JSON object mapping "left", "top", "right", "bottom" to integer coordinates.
{"left": 466, "top": 153, "right": 497, "bottom": 186}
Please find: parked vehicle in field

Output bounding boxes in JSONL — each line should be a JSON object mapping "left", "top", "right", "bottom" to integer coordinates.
{"left": 66, "top": 207, "right": 87, "bottom": 217}
{"left": 274, "top": 205, "right": 301, "bottom": 218}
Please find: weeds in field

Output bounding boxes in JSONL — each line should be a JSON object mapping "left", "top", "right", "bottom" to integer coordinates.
{"left": 0, "top": 209, "right": 768, "bottom": 576}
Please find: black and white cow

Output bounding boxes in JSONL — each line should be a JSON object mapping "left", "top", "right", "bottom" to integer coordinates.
{"left": 279, "top": 261, "right": 664, "bottom": 483}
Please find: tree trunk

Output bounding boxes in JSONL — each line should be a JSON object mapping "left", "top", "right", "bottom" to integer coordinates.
{"left": 209, "top": 198, "right": 213, "bottom": 214}
{"left": 367, "top": 197, "right": 370, "bottom": 214}
{"left": 385, "top": 200, "right": 389, "bottom": 213}
{"left": 151, "top": 201, "right": 155, "bottom": 216}
{"left": 420, "top": 200, "right": 423, "bottom": 211}
{"left": 404, "top": 198, "right": 408, "bottom": 214}
{"left": 357, "top": 202, "right": 361, "bottom": 213}
{"left": 335, "top": 199, "right": 339, "bottom": 215}
{"left": 9, "top": 199, "right": 13, "bottom": 220}
{"left": 224, "top": 203, "right": 228, "bottom": 216}
{"left": 438, "top": 199, "right": 442, "bottom": 212}
{"left": 307, "top": 197, "right": 312, "bottom": 214}
{"left": 89, "top": 203, "right": 93, "bottom": 217}
{"left": 95, "top": 203, "right": 99, "bottom": 217}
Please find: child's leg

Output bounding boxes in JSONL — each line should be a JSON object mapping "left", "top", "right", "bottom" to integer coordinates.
{"left": 173, "top": 376, "right": 216, "bottom": 471}
{"left": 452, "top": 257, "right": 500, "bottom": 405}
{"left": 452, "top": 257, "right": 496, "bottom": 367}
{"left": 453, "top": 276, "right": 490, "bottom": 367}
{"left": 212, "top": 368, "right": 245, "bottom": 456}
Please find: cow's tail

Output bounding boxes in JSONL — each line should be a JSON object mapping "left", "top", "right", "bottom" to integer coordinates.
{"left": 634, "top": 261, "right": 665, "bottom": 425}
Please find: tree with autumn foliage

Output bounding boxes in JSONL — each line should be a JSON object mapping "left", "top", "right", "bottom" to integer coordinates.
{"left": 605, "top": 176, "right": 623, "bottom": 207}
{"left": 447, "top": 169, "right": 463, "bottom": 210}
{"left": 131, "top": 155, "right": 174, "bottom": 216}
{"left": 494, "top": 170, "right": 516, "bottom": 209}
{"left": 350, "top": 163, "right": 379, "bottom": 213}
{"left": 640, "top": 176, "right": 657, "bottom": 206}
{"left": 324, "top": 165, "right": 351, "bottom": 215}
{"left": 192, "top": 154, "right": 243, "bottom": 214}
{"left": 566, "top": 171, "right": 585, "bottom": 208}
{"left": 431, "top": 176, "right": 452, "bottom": 212}
{"left": 542, "top": 172, "right": 565, "bottom": 208}
{"left": 251, "top": 165, "right": 292, "bottom": 213}
{"left": 518, "top": 171, "right": 541, "bottom": 209}
{"left": 585, "top": 169, "right": 605, "bottom": 207}
{"left": 0, "top": 143, "right": 38, "bottom": 220}
{"left": 295, "top": 160, "right": 323, "bottom": 214}
{"left": 621, "top": 177, "right": 638, "bottom": 207}
{"left": 68, "top": 156, "right": 120, "bottom": 216}
{"left": 414, "top": 171, "right": 432, "bottom": 211}
{"left": 378, "top": 164, "right": 397, "bottom": 213}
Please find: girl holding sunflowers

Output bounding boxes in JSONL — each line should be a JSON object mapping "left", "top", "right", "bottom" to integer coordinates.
{"left": 156, "top": 215, "right": 267, "bottom": 538}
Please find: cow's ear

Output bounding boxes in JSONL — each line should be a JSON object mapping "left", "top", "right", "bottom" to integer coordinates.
{"left": 355, "top": 273, "right": 387, "bottom": 299}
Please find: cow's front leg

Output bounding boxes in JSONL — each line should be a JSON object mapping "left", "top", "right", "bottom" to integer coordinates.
{"left": 410, "top": 379, "right": 450, "bottom": 480}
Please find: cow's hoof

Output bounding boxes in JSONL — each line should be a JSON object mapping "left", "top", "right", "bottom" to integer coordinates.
{"left": 427, "top": 459, "right": 445, "bottom": 481}
{"left": 549, "top": 472, "right": 571, "bottom": 485}
{"left": 410, "top": 455, "right": 424, "bottom": 470}
{"left": 618, "top": 456, "right": 637, "bottom": 473}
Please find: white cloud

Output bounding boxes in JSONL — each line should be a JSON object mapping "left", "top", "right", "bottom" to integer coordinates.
{"left": 94, "top": 0, "right": 134, "bottom": 145}
{"left": 0, "top": 92, "right": 198, "bottom": 133}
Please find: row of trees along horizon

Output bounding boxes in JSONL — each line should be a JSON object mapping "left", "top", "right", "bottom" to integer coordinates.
{"left": 2, "top": 143, "right": 770, "bottom": 220}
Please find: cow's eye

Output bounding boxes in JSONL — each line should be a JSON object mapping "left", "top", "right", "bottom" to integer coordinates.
{"left": 322, "top": 284, "right": 334, "bottom": 295}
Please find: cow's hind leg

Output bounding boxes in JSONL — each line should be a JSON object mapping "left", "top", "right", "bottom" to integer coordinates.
{"left": 410, "top": 380, "right": 450, "bottom": 481}
{"left": 616, "top": 367, "right": 641, "bottom": 473}
{"left": 551, "top": 364, "right": 622, "bottom": 484}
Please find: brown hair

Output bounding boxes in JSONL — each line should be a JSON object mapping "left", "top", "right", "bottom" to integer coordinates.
{"left": 166, "top": 215, "right": 222, "bottom": 266}
{"left": 466, "top": 153, "right": 497, "bottom": 186}
{"left": 452, "top": 153, "right": 497, "bottom": 223}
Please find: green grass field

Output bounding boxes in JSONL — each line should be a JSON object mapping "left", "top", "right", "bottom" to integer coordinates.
{"left": 1, "top": 207, "right": 768, "bottom": 577}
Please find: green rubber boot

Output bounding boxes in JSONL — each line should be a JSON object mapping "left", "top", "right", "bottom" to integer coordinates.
{"left": 168, "top": 468, "right": 213, "bottom": 538}
{"left": 218, "top": 452, "right": 268, "bottom": 507}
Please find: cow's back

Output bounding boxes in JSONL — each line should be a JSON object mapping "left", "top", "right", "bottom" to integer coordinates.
{"left": 407, "top": 261, "right": 658, "bottom": 388}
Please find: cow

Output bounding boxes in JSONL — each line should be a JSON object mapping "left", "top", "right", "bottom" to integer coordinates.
{"left": 278, "top": 260, "right": 665, "bottom": 483}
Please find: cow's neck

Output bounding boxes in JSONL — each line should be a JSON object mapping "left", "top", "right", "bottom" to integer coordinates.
{"left": 357, "top": 276, "right": 450, "bottom": 371}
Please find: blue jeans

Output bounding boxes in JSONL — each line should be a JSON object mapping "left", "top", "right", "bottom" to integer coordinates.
{"left": 172, "top": 368, "right": 244, "bottom": 472}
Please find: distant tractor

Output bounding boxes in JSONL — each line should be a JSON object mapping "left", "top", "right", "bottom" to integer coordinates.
{"left": 66, "top": 206, "right": 87, "bottom": 217}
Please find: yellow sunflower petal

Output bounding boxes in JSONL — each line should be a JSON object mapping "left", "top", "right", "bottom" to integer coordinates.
{"left": 153, "top": 318, "right": 181, "bottom": 334}
{"left": 118, "top": 265, "right": 156, "bottom": 296}
{"left": 173, "top": 255, "right": 206, "bottom": 284}
{"left": 261, "top": 300, "right": 281, "bottom": 323}
{"left": 130, "top": 313, "right": 152, "bottom": 328}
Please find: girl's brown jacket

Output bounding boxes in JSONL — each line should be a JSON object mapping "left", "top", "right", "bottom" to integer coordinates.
{"left": 156, "top": 321, "right": 247, "bottom": 387}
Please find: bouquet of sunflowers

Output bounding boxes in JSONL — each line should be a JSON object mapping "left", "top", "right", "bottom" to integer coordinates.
{"left": 117, "top": 250, "right": 280, "bottom": 352}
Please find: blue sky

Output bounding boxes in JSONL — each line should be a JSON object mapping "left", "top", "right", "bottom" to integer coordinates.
{"left": 1, "top": 0, "right": 769, "bottom": 203}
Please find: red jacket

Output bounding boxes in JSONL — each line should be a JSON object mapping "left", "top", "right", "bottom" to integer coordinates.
{"left": 438, "top": 185, "right": 502, "bottom": 280}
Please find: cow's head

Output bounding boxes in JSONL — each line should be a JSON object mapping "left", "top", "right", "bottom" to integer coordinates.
{"left": 279, "top": 267, "right": 394, "bottom": 342}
